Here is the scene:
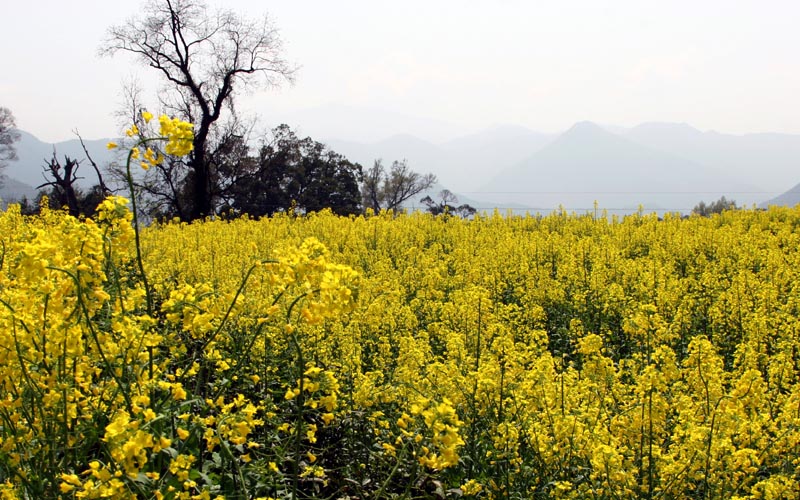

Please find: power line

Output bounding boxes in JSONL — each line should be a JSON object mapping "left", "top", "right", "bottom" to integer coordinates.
{"left": 457, "top": 190, "right": 786, "bottom": 195}
{"left": 412, "top": 207, "right": 698, "bottom": 212}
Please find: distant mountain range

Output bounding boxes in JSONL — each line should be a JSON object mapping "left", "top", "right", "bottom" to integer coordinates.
{"left": 324, "top": 121, "right": 800, "bottom": 214}
{"left": 624, "top": 122, "right": 800, "bottom": 195}
{"left": 478, "top": 121, "right": 760, "bottom": 214}
{"left": 760, "top": 183, "right": 800, "bottom": 208}
{"left": 0, "top": 130, "right": 118, "bottom": 207}
{"left": 327, "top": 124, "right": 554, "bottom": 194}
{"left": 4, "top": 119, "right": 800, "bottom": 214}
{"left": 0, "top": 176, "right": 37, "bottom": 207}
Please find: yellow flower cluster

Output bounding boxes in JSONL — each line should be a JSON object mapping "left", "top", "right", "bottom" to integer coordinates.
{"left": 158, "top": 114, "right": 194, "bottom": 157}
{"left": 108, "top": 111, "right": 193, "bottom": 169}
{"left": 413, "top": 397, "right": 465, "bottom": 469}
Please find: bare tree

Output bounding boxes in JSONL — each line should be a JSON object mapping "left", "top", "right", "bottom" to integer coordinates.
{"left": 421, "top": 189, "right": 457, "bottom": 215}
{"left": 421, "top": 189, "right": 476, "bottom": 218}
{"left": 38, "top": 154, "right": 82, "bottom": 216}
{"left": 76, "top": 132, "right": 110, "bottom": 196}
{"left": 35, "top": 151, "right": 107, "bottom": 218}
{"left": 107, "top": 81, "right": 190, "bottom": 219}
{"left": 361, "top": 159, "right": 436, "bottom": 213}
{"left": 361, "top": 159, "right": 384, "bottom": 214}
{"left": 0, "top": 107, "right": 21, "bottom": 182}
{"left": 101, "top": 0, "right": 295, "bottom": 220}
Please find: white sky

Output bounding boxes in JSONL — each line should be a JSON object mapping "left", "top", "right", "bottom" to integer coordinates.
{"left": 2, "top": 0, "right": 799, "bottom": 142}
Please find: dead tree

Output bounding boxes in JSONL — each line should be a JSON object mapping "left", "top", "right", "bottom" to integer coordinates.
{"left": 101, "top": 0, "right": 295, "bottom": 220}
{"left": 38, "top": 154, "right": 82, "bottom": 216}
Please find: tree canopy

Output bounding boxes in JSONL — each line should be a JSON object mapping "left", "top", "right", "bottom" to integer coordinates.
{"left": 692, "top": 196, "right": 737, "bottom": 216}
{"left": 361, "top": 159, "right": 436, "bottom": 213}
{"left": 0, "top": 107, "right": 21, "bottom": 183}
{"left": 102, "top": 0, "right": 295, "bottom": 221}
{"left": 223, "top": 125, "right": 363, "bottom": 217}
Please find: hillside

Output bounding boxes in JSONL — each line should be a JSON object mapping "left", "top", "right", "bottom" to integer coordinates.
{"left": 5, "top": 130, "right": 118, "bottom": 190}
{"left": 7, "top": 119, "right": 800, "bottom": 216}
{"left": 0, "top": 176, "right": 37, "bottom": 208}
{"left": 478, "top": 121, "right": 759, "bottom": 214}
{"left": 760, "top": 182, "right": 800, "bottom": 208}
{"left": 326, "top": 125, "right": 553, "bottom": 195}
{"left": 625, "top": 122, "right": 800, "bottom": 197}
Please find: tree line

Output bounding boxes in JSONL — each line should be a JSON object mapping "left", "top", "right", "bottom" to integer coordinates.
{"left": 1, "top": 0, "right": 452, "bottom": 220}
{"left": 2, "top": 111, "right": 440, "bottom": 220}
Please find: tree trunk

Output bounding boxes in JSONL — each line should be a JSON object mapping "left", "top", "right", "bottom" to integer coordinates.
{"left": 189, "top": 130, "right": 212, "bottom": 221}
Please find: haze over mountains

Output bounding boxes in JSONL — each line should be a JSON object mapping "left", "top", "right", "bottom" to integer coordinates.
{"left": 4, "top": 116, "right": 800, "bottom": 214}
{"left": 478, "top": 121, "right": 760, "bottom": 213}
{"left": 625, "top": 123, "right": 800, "bottom": 195}
{"left": 0, "top": 130, "right": 118, "bottom": 206}
{"left": 325, "top": 119, "right": 800, "bottom": 213}
{"left": 327, "top": 124, "right": 554, "bottom": 194}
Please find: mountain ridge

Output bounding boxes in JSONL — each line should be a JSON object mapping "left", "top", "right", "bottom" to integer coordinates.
{"left": 478, "top": 120, "right": 762, "bottom": 214}
{"left": 5, "top": 119, "right": 800, "bottom": 214}
{"left": 5, "top": 130, "right": 118, "bottom": 190}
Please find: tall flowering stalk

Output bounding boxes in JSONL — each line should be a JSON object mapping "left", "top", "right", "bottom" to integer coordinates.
{"left": 108, "top": 111, "right": 194, "bottom": 313}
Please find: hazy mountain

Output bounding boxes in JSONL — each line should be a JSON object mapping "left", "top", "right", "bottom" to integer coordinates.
{"left": 326, "top": 125, "right": 554, "bottom": 193}
{"left": 0, "top": 176, "right": 37, "bottom": 208}
{"left": 438, "top": 125, "right": 555, "bottom": 191}
{"left": 478, "top": 121, "right": 760, "bottom": 215}
{"left": 625, "top": 122, "right": 800, "bottom": 198}
{"left": 8, "top": 117, "right": 800, "bottom": 216}
{"left": 760, "top": 183, "right": 800, "bottom": 208}
{"left": 598, "top": 124, "right": 632, "bottom": 136}
{"left": 5, "top": 130, "right": 118, "bottom": 190}
{"left": 274, "top": 104, "right": 470, "bottom": 144}
{"left": 328, "top": 133, "right": 445, "bottom": 172}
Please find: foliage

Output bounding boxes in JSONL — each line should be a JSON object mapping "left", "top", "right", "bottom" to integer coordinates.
{"left": 362, "top": 159, "right": 436, "bottom": 213}
{"left": 222, "top": 125, "right": 363, "bottom": 217}
{"left": 101, "top": 0, "right": 295, "bottom": 221}
{"left": 4, "top": 199, "right": 800, "bottom": 498}
{"left": 692, "top": 196, "right": 737, "bottom": 216}
{"left": 421, "top": 189, "right": 477, "bottom": 218}
{"left": 0, "top": 107, "right": 21, "bottom": 181}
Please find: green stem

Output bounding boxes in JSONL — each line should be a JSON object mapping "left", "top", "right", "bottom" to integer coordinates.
{"left": 124, "top": 137, "right": 168, "bottom": 316}
{"left": 49, "top": 266, "right": 134, "bottom": 413}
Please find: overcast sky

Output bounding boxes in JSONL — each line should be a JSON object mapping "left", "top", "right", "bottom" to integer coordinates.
{"left": 2, "top": 0, "right": 799, "bottom": 143}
